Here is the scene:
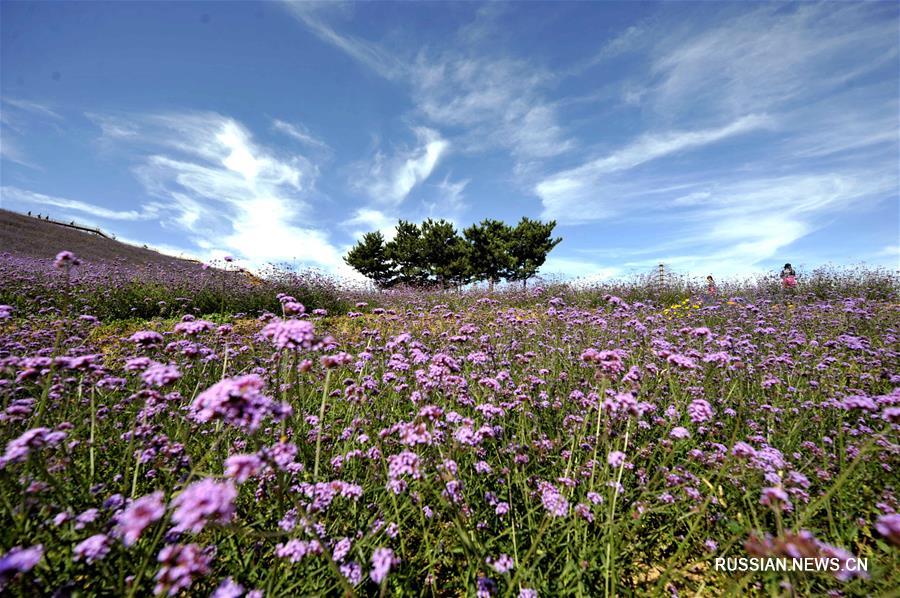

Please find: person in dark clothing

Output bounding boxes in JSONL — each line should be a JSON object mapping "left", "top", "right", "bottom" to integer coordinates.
{"left": 780, "top": 263, "right": 797, "bottom": 289}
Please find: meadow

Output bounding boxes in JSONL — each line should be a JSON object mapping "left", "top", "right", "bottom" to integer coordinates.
{"left": 0, "top": 251, "right": 898, "bottom": 596}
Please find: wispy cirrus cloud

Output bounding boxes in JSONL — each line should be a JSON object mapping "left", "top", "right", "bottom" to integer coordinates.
{"left": 422, "top": 176, "right": 468, "bottom": 223}
{"left": 272, "top": 119, "right": 331, "bottom": 151}
{"left": 535, "top": 114, "right": 771, "bottom": 222}
{"left": 281, "top": 1, "right": 407, "bottom": 80}
{"left": 410, "top": 52, "right": 574, "bottom": 160}
{"left": 281, "top": 2, "right": 575, "bottom": 163}
{"left": 604, "top": 170, "right": 896, "bottom": 275}
{"left": 2, "top": 97, "right": 62, "bottom": 121}
{"left": 343, "top": 207, "right": 397, "bottom": 242}
{"left": 0, "top": 186, "right": 159, "bottom": 221}
{"left": 84, "top": 111, "right": 353, "bottom": 274}
{"left": 1, "top": 97, "right": 64, "bottom": 169}
{"left": 643, "top": 3, "right": 899, "bottom": 122}
{"left": 354, "top": 127, "right": 449, "bottom": 207}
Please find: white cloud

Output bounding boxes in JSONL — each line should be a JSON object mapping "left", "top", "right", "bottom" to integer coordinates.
{"left": 646, "top": 3, "right": 898, "bottom": 120}
{"left": 422, "top": 176, "right": 468, "bottom": 222}
{"left": 280, "top": 2, "right": 406, "bottom": 80}
{"left": 535, "top": 115, "right": 771, "bottom": 221}
{"left": 272, "top": 119, "right": 330, "bottom": 150}
{"left": 0, "top": 137, "right": 39, "bottom": 169}
{"left": 622, "top": 171, "right": 896, "bottom": 275}
{"left": 87, "top": 111, "right": 350, "bottom": 274}
{"left": 343, "top": 208, "right": 397, "bottom": 241}
{"left": 281, "top": 3, "right": 574, "bottom": 163}
{"left": 1, "top": 98, "right": 65, "bottom": 169}
{"left": 356, "top": 127, "right": 449, "bottom": 206}
{"left": 1, "top": 186, "right": 159, "bottom": 221}
{"left": 411, "top": 52, "right": 574, "bottom": 159}
{"left": 1, "top": 98, "right": 62, "bottom": 120}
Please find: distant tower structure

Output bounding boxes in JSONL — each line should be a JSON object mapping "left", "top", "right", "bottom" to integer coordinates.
{"left": 658, "top": 263, "right": 665, "bottom": 289}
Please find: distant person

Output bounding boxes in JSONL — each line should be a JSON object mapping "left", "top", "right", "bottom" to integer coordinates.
{"left": 703, "top": 275, "right": 717, "bottom": 305}
{"left": 780, "top": 263, "right": 797, "bottom": 290}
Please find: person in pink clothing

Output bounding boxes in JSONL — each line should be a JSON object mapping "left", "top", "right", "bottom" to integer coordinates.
{"left": 780, "top": 263, "right": 797, "bottom": 289}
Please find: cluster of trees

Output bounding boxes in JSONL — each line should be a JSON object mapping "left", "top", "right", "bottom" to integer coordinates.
{"left": 344, "top": 218, "right": 561, "bottom": 289}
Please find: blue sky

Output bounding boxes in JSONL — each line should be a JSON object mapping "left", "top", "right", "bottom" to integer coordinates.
{"left": 1, "top": 1, "right": 898, "bottom": 281}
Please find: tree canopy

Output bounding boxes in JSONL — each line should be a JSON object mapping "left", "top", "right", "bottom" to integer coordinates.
{"left": 344, "top": 218, "right": 561, "bottom": 289}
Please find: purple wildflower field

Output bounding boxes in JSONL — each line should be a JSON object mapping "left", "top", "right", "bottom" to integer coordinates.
{"left": 0, "top": 252, "right": 898, "bottom": 596}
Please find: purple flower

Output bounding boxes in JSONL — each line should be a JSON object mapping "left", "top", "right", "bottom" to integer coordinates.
{"left": 114, "top": 491, "right": 165, "bottom": 546}
{"left": 275, "top": 539, "right": 322, "bottom": 562}
{"left": 130, "top": 331, "right": 164, "bottom": 347}
{"left": 841, "top": 395, "right": 877, "bottom": 411}
{"left": 73, "top": 534, "right": 112, "bottom": 563}
{"left": 0, "top": 427, "right": 67, "bottom": 469}
{"left": 487, "top": 553, "right": 514, "bottom": 574}
{"left": 340, "top": 561, "right": 362, "bottom": 585}
{"left": 0, "top": 544, "right": 42, "bottom": 586}
{"left": 731, "top": 442, "right": 756, "bottom": 458}
{"left": 261, "top": 319, "right": 317, "bottom": 351}
{"left": 141, "top": 363, "right": 182, "bottom": 388}
{"left": 173, "top": 320, "right": 215, "bottom": 336}
{"left": 538, "top": 482, "right": 569, "bottom": 518}
{"left": 212, "top": 578, "right": 245, "bottom": 598}
{"left": 124, "top": 357, "right": 152, "bottom": 372}
{"left": 580, "top": 348, "right": 626, "bottom": 376}
{"left": 54, "top": 250, "right": 80, "bottom": 268}
{"left": 666, "top": 353, "right": 697, "bottom": 370}
{"left": 170, "top": 478, "right": 237, "bottom": 534}
{"left": 333, "top": 537, "right": 352, "bottom": 562}
{"left": 191, "top": 375, "right": 276, "bottom": 432}
{"left": 75, "top": 508, "right": 99, "bottom": 529}
{"left": 388, "top": 451, "right": 422, "bottom": 481}
{"left": 370, "top": 547, "right": 398, "bottom": 584}
{"left": 154, "top": 543, "right": 212, "bottom": 596}
{"left": 760, "top": 487, "right": 793, "bottom": 512}
{"left": 875, "top": 513, "right": 900, "bottom": 546}
{"left": 224, "top": 454, "right": 264, "bottom": 483}
{"left": 670, "top": 426, "right": 691, "bottom": 440}
{"left": 688, "top": 399, "right": 713, "bottom": 424}
{"left": 519, "top": 590, "right": 538, "bottom": 598}
{"left": 883, "top": 406, "right": 900, "bottom": 424}
{"left": 702, "top": 351, "right": 731, "bottom": 366}
{"left": 477, "top": 576, "right": 497, "bottom": 597}
{"left": 607, "top": 451, "right": 626, "bottom": 467}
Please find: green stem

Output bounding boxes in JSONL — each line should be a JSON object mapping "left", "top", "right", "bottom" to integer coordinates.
{"left": 89, "top": 384, "right": 95, "bottom": 483}
{"left": 313, "top": 369, "right": 333, "bottom": 482}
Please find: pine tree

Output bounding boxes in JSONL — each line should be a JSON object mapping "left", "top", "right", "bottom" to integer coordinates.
{"left": 343, "top": 231, "right": 396, "bottom": 288}
{"left": 508, "top": 217, "right": 562, "bottom": 288}
{"left": 420, "top": 219, "right": 470, "bottom": 289}
{"left": 463, "top": 219, "right": 514, "bottom": 292}
{"left": 384, "top": 221, "right": 428, "bottom": 287}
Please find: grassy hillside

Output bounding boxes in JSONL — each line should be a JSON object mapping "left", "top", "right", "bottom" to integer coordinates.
{"left": 0, "top": 209, "right": 199, "bottom": 268}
